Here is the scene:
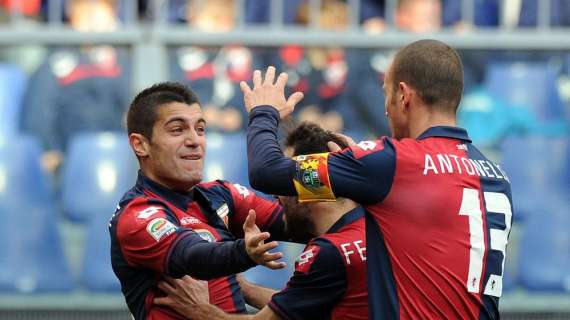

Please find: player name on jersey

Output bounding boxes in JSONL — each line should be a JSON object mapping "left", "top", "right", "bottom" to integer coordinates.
{"left": 423, "top": 152, "right": 510, "bottom": 182}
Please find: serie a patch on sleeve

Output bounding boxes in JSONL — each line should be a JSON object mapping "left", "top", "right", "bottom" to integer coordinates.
{"left": 292, "top": 153, "right": 336, "bottom": 202}
{"left": 146, "top": 218, "right": 178, "bottom": 242}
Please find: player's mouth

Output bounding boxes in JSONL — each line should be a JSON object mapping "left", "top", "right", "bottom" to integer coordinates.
{"left": 180, "top": 153, "right": 202, "bottom": 160}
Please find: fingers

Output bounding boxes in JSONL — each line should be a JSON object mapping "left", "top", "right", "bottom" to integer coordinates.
{"left": 327, "top": 141, "right": 342, "bottom": 152}
{"left": 275, "top": 72, "right": 288, "bottom": 89}
{"left": 157, "top": 281, "right": 177, "bottom": 296}
{"left": 243, "top": 210, "right": 257, "bottom": 232}
{"left": 263, "top": 66, "right": 276, "bottom": 86}
{"left": 286, "top": 91, "right": 304, "bottom": 109}
{"left": 240, "top": 81, "right": 252, "bottom": 95}
{"left": 336, "top": 133, "right": 357, "bottom": 146}
{"left": 248, "top": 231, "right": 270, "bottom": 245}
{"left": 153, "top": 296, "right": 173, "bottom": 306}
{"left": 256, "top": 240, "right": 279, "bottom": 253}
{"left": 253, "top": 70, "right": 262, "bottom": 89}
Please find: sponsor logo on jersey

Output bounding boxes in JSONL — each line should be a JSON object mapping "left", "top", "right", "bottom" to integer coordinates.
{"left": 146, "top": 218, "right": 177, "bottom": 242}
{"left": 180, "top": 216, "right": 201, "bottom": 226}
{"left": 295, "top": 245, "right": 321, "bottom": 274}
{"left": 137, "top": 206, "right": 162, "bottom": 219}
{"left": 233, "top": 184, "right": 250, "bottom": 198}
{"left": 194, "top": 229, "right": 216, "bottom": 242}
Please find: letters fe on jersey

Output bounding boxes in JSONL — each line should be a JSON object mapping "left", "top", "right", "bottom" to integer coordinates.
{"left": 292, "top": 153, "right": 335, "bottom": 202}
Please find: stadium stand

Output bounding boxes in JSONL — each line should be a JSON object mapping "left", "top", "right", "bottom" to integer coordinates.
{"left": 0, "top": 135, "right": 72, "bottom": 293}
{"left": 0, "top": 64, "right": 27, "bottom": 137}
{"left": 61, "top": 132, "right": 137, "bottom": 223}
{"left": 204, "top": 132, "right": 250, "bottom": 187}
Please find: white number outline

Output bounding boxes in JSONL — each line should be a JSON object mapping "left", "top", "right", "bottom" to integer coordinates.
{"left": 459, "top": 187, "right": 512, "bottom": 297}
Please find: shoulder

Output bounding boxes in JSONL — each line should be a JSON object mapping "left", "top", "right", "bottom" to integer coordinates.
{"left": 114, "top": 196, "right": 179, "bottom": 242}
{"left": 295, "top": 238, "right": 344, "bottom": 274}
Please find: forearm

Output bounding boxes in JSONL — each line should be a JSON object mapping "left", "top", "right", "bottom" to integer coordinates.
{"left": 247, "top": 106, "right": 297, "bottom": 196}
{"left": 239, "top": 277, "right": 278, "bottom": 309}
{"left": 168, "top": 235, "right": 256, "bottom": 280}
{"left": 179, "top": 303, "right": 254, "bottom": 320}
{"left": 182, "top": 304, "right": 278, "bottom": 320}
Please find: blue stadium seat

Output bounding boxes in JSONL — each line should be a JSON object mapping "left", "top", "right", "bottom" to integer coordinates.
{"left": 500, "top": 136, "right": 569, "bottom": 222}
{"left": 204, "top": 133, "right": 249, "bottom": 187}
{"left": 0, "top": 64, "right": 26, "bottom": 137}
{"left": 517, "top": 196, "right": 570, "bottom": 292}
{"left": 243, "top": 242, "right": 304, "bottom": 290}
{"left": 484, "top": 62, "right": 567, "bottom": 123}
{"left": 61, "top": 132, "right": 137, "bottom": 223}
{"left": 0, "top": 135, "right": 72, "bottom": 293}
{"left": 80, "top": 210, "right": 121, "bottom": 292}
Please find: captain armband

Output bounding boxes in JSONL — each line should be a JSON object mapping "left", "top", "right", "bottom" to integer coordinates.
{"left": 292, "top": 153, "right": 336, "bottom": 202}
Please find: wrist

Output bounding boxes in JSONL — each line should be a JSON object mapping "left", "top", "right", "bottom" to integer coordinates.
{"left": 249, "top": 105, "right": 280, "bottom": 119}
{"left": 238, "top": 239, "right": 257, "bottom": 267}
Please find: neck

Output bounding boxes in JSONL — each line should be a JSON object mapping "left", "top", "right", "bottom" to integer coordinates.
{"left": 409, "top": 108, "right": 457, "bottom": 139}
{"left": 310, "top": 199, "right": 358, "bottom": 235}
{"left": 141, "top": 168, "right": 195, "bottom": 192}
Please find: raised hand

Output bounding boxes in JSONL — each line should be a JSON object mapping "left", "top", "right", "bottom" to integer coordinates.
{"left": 240, "top": 66, "right": 304, "bottom": 119}
{"left": 243, "top": 210, "right": 286, "bottom": 270}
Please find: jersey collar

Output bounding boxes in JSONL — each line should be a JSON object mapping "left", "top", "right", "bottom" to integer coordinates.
{"left": 327, "top": 206, "right": 365, "bottom": 234}
{"left": 416, "top": 126, "right": 472, "bottom": 143}
{"left": 136, "top": 171, "right": 193, "bottom": 211}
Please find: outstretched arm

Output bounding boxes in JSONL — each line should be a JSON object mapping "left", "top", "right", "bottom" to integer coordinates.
{"left": 243, "top": 67, "right": 396, "bottom": 204}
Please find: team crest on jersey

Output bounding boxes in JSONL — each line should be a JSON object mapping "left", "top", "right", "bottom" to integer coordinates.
{"left": 293, "top": 153, "right": 335, "bottom": 202}
{"left": 295, "top": 245, "right": 321, "bottom": 274}
{"left": 194, "top": 229, "right": 216, "bottom": 242}
{"left": 146, "top": 218, "right": 177, "bottom": 242}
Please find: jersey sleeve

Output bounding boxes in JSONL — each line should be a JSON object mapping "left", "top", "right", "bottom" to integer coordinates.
{"left": 116, "top": 197, "right": 188, "bottom": 273}
{"left": 247, "top": 106, "right": 396, "bottom": 204}
{"left": 116, "top": 197, "right": 257, "bottom": 279}
{"left": 193, "top": 181, "right": 286, "bottom": 240}
{"left": 268, "top": 239, "right": 347, "bottom": 320}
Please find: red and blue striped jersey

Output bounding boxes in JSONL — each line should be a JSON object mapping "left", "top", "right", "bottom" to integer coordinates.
{"left": 247, "top": 106, "right": 513, "bottom": 320}
{"left": 110, "top": 172, "right": 285, "bottom": 319}
{"left": 269, "top": 207, "right": 368, "bottom": 320}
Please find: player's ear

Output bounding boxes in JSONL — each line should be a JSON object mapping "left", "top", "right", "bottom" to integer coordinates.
{"left": 399, "top": 81, "right": 413, "bottom": 111}
{"left": 129, "top": 133, "right": 150, "bottom": 158}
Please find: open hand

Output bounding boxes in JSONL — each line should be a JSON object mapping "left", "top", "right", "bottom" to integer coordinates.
{"left": 240, "top": 66, "right": 304, "bottom": 119}
{"left": 243, "top": 210, "right": 286, "bottom": 270}
{"left": 154, "top": 276, "right": 209, "bottom": 317}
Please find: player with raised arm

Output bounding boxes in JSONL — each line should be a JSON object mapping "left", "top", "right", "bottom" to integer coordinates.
{"left": 153, "top": 122, "right": 368, "bottom": 320}
{"left": 243, "top": 40, "right": 513, "bottom": 319}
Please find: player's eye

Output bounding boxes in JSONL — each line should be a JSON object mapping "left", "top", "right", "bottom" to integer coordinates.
{"left": 170, "top": 127, "right": 184, "bottom": 134}
{"left": 196, "top": 125, "right": 206, "bottom": 135}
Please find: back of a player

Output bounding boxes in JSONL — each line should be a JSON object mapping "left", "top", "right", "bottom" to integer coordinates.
{"left": 366, "top": 133, "right": 512, "bottom": 319}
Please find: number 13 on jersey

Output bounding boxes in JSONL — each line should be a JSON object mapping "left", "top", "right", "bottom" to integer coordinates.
{"left": 459, "top": 187, "right": 513, "bottom": 297}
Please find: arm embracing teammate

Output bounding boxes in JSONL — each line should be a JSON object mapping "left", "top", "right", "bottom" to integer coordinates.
{"left": 243, "top": 40, "right": 513, "bottom": 320}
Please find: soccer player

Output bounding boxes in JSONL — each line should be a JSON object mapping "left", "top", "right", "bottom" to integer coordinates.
{"left": 243, "top": 40, "right": 513, "bottom": 319}
{"left": 153, "top": 122, "right": 368, "bottom": 320}
{"left": 110, "top": 82, "right": 290, "bottom": 320}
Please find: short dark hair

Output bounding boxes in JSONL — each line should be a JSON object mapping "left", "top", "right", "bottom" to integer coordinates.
{"left": 284, "top": 122, "right": 349, "bottom": 156}
{"left": 391, "top": 39, "right": 464, "bottom": 113}
{"left": 127, "top": 82, "right": 200, "bottom": 140}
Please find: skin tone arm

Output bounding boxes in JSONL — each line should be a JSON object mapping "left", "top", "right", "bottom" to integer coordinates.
{"left": 155, "top": 277, "right": 281, "bottom": 320}
{"left": 236, "top": 275, "right": 278, "bottom": 310}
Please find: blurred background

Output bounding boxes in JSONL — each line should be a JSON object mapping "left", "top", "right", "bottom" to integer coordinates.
{"left": 0, "top": 0, "right": 569, "bottom": 319}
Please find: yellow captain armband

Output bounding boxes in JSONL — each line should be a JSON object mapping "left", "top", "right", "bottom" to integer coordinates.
{"left": 292, "top": 153, "right": 337, "bottom": 203}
